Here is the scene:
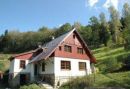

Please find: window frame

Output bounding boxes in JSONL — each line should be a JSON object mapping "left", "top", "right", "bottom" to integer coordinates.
{"left": 20, "top": 60, "right": 26, "bottom": 69}
{"left": 79, "top": 62, "right": 86, "bottom": 70}
{"left": 64, "top": 45, "right": 72, "bottom": 53}
{"left": 77, "top": 47, "right": 84, "bottom": 54}
{"left": 61, "top": 61, "right": 71, "bottom": 70}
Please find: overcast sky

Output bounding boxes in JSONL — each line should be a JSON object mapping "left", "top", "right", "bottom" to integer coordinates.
{"left": 0, "top": 0, "right": 130, "bottom": 34}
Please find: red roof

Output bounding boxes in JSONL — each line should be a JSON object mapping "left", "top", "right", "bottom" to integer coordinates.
{"left": 10, "top": 50, "right": 35, "bottom": 60}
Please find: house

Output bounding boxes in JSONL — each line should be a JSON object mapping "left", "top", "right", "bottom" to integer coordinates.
{"left": 8, "top": 28, "right": 96, "bottom": 88}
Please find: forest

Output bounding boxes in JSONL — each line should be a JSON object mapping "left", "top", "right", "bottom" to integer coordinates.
{"left": 0, "top": 3, "right": 130, "bottom": 53}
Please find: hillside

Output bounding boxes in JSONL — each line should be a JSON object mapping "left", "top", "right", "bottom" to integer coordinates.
{"left": 93, "top": 46, "right": 130, "bottom": 61}
{"left": 93, "top": 46, "right": 130, "bottom": 72}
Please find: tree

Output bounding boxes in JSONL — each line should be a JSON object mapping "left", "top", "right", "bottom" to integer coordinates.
{"left": 54, "top": 23, "right": 72, "bottom": 37}
{"left": 78, "top": 25, "right": 93, "bottom": 46}
{"left": 109, "top": 6, "right": 122, "bottom": 43}
{"left": 109, "top": 6, "right": 122, "bottom": 44}
{"left": 89, "top": 16, "right": 100, "bottom": 47}
{"left": 99, "top": 12, "right": 110, "bottom": 46}
{"left": 0, "top": 30, "right": 11, "bottom": 52}
{"left": 122, "top": 3, "right": 130, "bottom": 28}
{"left": 73, "top": 22, "right": 81, "bottom": 30}
{"left": 122, "top": 3, "right": 130, "bottom": 49}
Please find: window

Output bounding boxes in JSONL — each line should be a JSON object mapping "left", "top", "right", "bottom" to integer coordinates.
{"left": 79, "top": 62, "right": 86, "bottom": 70}
{"left": 59, "top": 46, "right": 62, "bottom": 51}
{"left": 73, "top": 34, "right": 75, "bottom": 39}
{"left": 64, "top": 45, "right": 72, "bottom": 52}
{"left": 42, "top": 63, "right": 45, "bottom": 71}
{"left": 20, "top": 60, "right": 26, "bottom": 69}
{"left": 61, "top": 61, "right": 71, "bottom": 70}
{"left": 77, "top": 48, "right": 84, "bottom": 54}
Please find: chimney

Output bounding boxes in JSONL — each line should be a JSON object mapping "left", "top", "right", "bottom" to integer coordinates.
{"left": 38, "top": 42, "right": 42, "bottom": 48}
{"left": 52, "top": 36, "right": 55, "bottom": 40}
{"left": 38, "top": 45, "right": 42, "bottom": 48}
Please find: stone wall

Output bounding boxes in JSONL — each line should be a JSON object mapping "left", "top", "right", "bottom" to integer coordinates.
{"left": 39, "top": 74, "right": 55, "bottom": 86}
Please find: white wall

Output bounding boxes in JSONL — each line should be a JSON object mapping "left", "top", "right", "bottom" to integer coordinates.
{"left": 9, "top": 60, "right": 15, "bottom": 73}
{"left": 39, "top": 58, "right": 54, "bottom": 74}
{"left": 9, "top": 59, "right": 31, "bottom": 73}
{"left": 54, "top": 57, "right": 91, "bottom": 77}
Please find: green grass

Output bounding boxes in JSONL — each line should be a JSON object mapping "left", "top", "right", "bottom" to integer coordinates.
{"left": 93, "top": 47, "right": 130, "bottom": 60}
{"left": 93, "top": 72, "right": 130, "bottom": 88}
{"left": 60, "top": 71, "right": 130, "bottom": 89}
{"left": 0, "top": 54, "right": 11, "bottom": 72}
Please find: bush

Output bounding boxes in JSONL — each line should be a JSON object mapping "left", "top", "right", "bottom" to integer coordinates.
{"left": 0, "top": 62, "right": 4, "bottom": 71}
{"left": 97, "top": 57, "right": 123, "bottom": 73}
{"left": 105, "top": 57, "right": 122, "bottom": 72}
{"left": 19, "top": 84, "right": 45, "bottom": 89}
{"left": 59, "top": 76, "right": 94, "bottom": 89}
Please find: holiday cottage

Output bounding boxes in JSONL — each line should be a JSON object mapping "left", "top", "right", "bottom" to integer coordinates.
{"left": 9, "top": 28, "right": 96, "bottom": 88}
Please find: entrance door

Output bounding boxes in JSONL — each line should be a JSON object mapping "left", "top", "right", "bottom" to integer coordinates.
{"left": 20, "top": 74, "right": 26, "bottom": 85}
{"left": 34, "top": 64, "right": 38, "bottom": 76}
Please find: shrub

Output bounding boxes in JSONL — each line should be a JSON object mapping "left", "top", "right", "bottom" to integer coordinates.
{"left": 0, "top": 62, "right": 5, "bottom": 72}
{"left": 19, "top": 84, "right": 45, "bottom": 89}
{"left": 97, "top": 57, "right": 123, "bottom": 73}
{"left": 105, "top": 57, "right": 122, "bottom": 72}
{"left": 59, "top": 76, "right": 94, "bottom": 89}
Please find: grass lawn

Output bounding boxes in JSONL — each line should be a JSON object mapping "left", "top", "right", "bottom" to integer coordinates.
{"left": 93, "top": 72, "right": 130, "bottom": 88}
{"left": 59, "top": 71, "right": 130, "bottom": 89}
{"left": 93, "top": 47, "right": 130, "bottom": 60}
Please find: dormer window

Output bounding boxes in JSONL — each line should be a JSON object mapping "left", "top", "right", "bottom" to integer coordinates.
{"left": 64, "top": 45, "right": 72, "bottom": 53}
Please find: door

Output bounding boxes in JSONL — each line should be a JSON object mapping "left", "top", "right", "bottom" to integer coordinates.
{"left": 20, "top": 74, "right": 26, "bottom": 85}
{"left": 34, "top": 64, "right": 38, "bottom": 76}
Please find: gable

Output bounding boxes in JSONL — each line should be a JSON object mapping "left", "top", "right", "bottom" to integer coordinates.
{"left": 30, "top": 28, "right": 96, "bottom": 63}
{"left": 64, "top": 32, "right": 82, "bottom": 46}
{"left": 54, "top": 31, "right": 90, "bottom": 60}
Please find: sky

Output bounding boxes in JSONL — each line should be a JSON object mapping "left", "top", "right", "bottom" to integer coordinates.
{"left": 0, "top": 0, "right": 130, "bottom": 35}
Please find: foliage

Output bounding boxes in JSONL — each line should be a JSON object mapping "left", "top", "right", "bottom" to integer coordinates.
{"left": 99, "top": 12, "right": 110, "bottom": 46}
{"left": 0, "top": 54, "right": 10, "bottom": 72}
{"left": 109, "top": 6, "right": 122, "bottom": 44}
{"left": 54, "top": 23, "right": 72, "bottom": 37}
{"left": 0, "top": 62, "right": 5, "bottom": 72}
{"left": 122, "top": 3, "right": 130, "bottom": 49}
{"left": 105, "top": 57, "right": 122, "bottom": 72}
{"left": 59, "top": 76, "right": 94, "bottom": 89}
{"left": 19, "top": 84, "right": 45, "bottom": 89}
